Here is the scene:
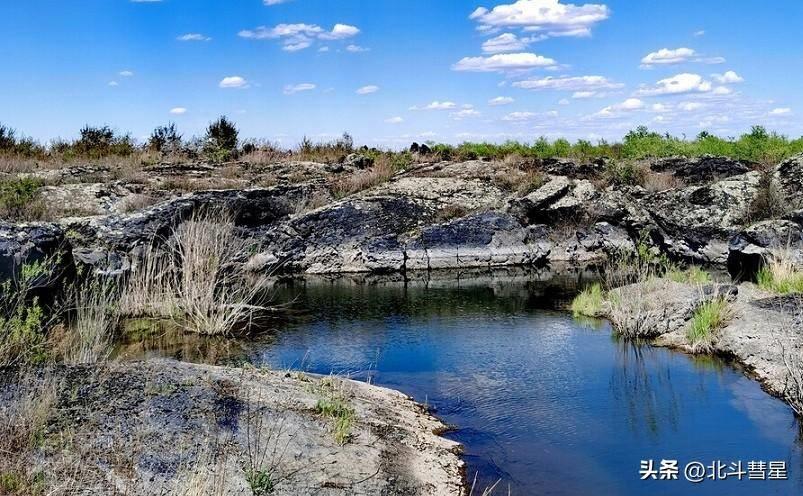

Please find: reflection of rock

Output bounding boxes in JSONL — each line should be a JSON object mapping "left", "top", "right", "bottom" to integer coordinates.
{"left": 4, "top": 360, "right": 463, "bottom": 495}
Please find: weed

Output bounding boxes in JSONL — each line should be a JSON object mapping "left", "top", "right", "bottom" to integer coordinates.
{"left": 665, "top": 265, "right": 712, "bottom": 284}
{"left": 756, "top": 249, "right": 803, "bottom": 294}
{"left": 687, "top": 297, "right": 730, "bottom": 353}
{"left": 571, "top": 283, "right": 605, "bottom": 318}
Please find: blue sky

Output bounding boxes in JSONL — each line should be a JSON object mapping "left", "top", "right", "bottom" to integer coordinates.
{"left": 1, "top": 0, "right": 802, "bottom": 148}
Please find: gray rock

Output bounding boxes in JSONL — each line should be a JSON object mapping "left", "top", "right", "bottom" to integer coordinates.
{"left": 0, "top": 222, "right": 72, "bottom": 282}
{"left": 728, "top": 220, "right": 803, "bottom": 279}
{"left": 343, "top": 153, "right": 374, "bottom": 169}
{"left": 651, "top": 155, "right": 752, "bottom": 183}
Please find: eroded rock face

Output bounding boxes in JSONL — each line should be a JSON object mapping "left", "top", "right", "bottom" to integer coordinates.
{"left": 728, "top": 220, "right": 803, "bottom": 279}
{"left": 651, "top": 155, "right": 753, "bottom": 183}
{"left": 0, "top": 222, "right": 71, "bottom": 281}
{"left": 640, "top": 172, "right": 760, "bottom": 263}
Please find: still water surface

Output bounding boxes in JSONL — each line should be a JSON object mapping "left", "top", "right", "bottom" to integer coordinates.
{"left": 121, "top": 271, "right": 803, "bottom": 495}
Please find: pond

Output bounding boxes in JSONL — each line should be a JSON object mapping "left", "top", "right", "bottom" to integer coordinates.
{"left": 118, "top": 269, "right": 803, "bottom": 495}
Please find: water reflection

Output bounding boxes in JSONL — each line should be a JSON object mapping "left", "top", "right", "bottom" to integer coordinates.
{"left": 113, "top": 268, "right": 803, "bottom": 495}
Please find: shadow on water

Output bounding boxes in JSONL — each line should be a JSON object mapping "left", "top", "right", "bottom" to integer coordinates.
{"left": 112, "top": 266, "right": 803, "bottom": 495}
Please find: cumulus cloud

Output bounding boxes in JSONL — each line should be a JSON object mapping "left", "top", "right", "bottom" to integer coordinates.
{"left": 482, "top": 33, "right": 533, "bottom": 53}
{"left": 410, "top": 101, "right": 458, "bottom": 110}
{"left": 678, "top": 102, "right": 704, "bottom": 111}
{"left": 470, "top": 0, "right": 610, "bottom": 39}
{"left": 356, "top": 85, "right": 379, "bottom": 95}
{"left": 119, "top": 70, "right": 134, "bottom": 77}
{"left": 770, "top": 107, "right": 791, "bottom": 115}
{"left": 595, "top": 98, "right": 645, "bottom": 117}
{"left": 453, "top": 108, "right": 481, "bottom": 120}
{"left": 636, "top": 73, "right": 712, "bottom": 96}
{"left": 239, "top": 23, "right": 359, "bottom": 51}
{"left": 177, "top": 33, "right": 211, "bottom": 42}
{"left": 283, "top": 83, "right": 316, "bottom": 95}
{"left": 108, "top": 81, "right": 119, "bottom": 87}
{"left": 346, "top": 44, "right": 369, "bottom": 52}
{"left": 385, "top": 116, "right": 404, "bottom": 124}
{"left": 713, "top": 70, "right": 744, "bottom": 84}
{"left": 512, "top": 75, "right": 622, "bottom": 92}
{"left": 264, "top": 0, "right": 291, "bottom": 4}
{"left": 489, "top": 96, "right": 515, "bottom": 106}
{"left": 452, "top": 52, "right": 557, "bottom": 72}
{"left": 219, "top": 76, "right": 249, "bottom": 89}
{"left": 170, "top": 107, "right": 187, "bottom": 115}
{"left": 640, "top": 48, "right": 696, "bottom": 67}
{"left": 502, "top": 111, "right": 538, "bottom": 121}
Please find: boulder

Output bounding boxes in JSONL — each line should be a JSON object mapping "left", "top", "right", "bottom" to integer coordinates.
{"left": 727, "top": 220, "right": 803, "bottom": 279}
{"left": 542, "top": 157, "right": 606, "bottom": 178}
{"left": 343, "top": 153, "right": 374, "bottom": 169}
{"left": 650, "top": 155, "right": 752, "bottom": 183}
{"left": 0, "top": 222, "right": 73, "bottom": 289}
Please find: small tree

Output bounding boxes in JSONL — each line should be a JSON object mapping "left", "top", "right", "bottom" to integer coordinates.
{"left": 204, "top": 116, "right": 239, "bottom": 161}
{"left": 73, "top": 125, "right": 134, "bottom": 158}
{"left": 0, "top": 124, "right": 17, "bottom": 151}
{"left": 148, "top": 123, "right": 182, "bottom": 154}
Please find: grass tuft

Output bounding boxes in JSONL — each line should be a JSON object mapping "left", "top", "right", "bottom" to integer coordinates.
{"left": 665, "top": 265, "right": 712, "bottom": 284}
{"left": 687, "top": 297, "right": 730, "bottom": 353}
{"left": 756, "top": 249, "right": 803, "bottom": 294}
{"left": 570, "top": 283, "right": 605, "bottom": 318}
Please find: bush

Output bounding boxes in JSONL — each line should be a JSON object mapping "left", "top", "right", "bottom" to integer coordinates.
{"left": 748, "top": 171, "right": 793, "bottom": 222}
{"left": 687, "top": 297, "right": 730, "bottom": 353}
{"left": 604, "top": 160, "right": 645, "bottom": 187}
{"left": 148, "top": 123, "right": 182, "bottom": 154}
{"left": 571, "top": 283, "right": 605, "bottom": 317}
{"left": 70, "top": 125, "right": 135, "bottom": 158}
{"left": 204, "top": 116, "right": 239, "bottom": 161}
{"left": 0, "top": 177, "right": 46, "bottom": 221}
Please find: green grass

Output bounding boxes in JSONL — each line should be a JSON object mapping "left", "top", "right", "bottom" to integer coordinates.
{"left": 757, "top": 265, "right": 803, "bottom": 294}
{"left": 665, "top": 266, "right": 712, "bottom": 285}
{"left": 316, "top": 397, "right": 355, "bottom": 445}
{"left": 245, "top": 469, "right": 275, "bottom": 496}
{"left": 570, "top": 283, "right": 605, "bottom": 318}
{"left": 0, "top": 177, "right": 45, "bottom": 220}
{"left": 687, "top": 298, "right": 730, "bottom": 352}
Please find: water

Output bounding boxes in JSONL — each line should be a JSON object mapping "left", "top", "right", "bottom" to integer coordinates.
{"left": 121, "top": 270, "right": 803, "bottom": 495}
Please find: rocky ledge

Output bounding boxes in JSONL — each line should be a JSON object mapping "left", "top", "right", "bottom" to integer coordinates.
{"left": 4, "top": 360, "right": 464, "bottom": 495}
{"left": 6, "top": 153, "right": 803, "bottom": 277}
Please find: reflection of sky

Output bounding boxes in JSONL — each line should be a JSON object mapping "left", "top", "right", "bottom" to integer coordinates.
{"left": 254, "top": 280, "right": 803, "bottom": 495}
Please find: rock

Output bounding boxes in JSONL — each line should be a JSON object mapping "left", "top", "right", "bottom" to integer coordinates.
{"left": 0, "top": 222, "right": 72, "bottom": 282}
{"left": 650, "top": 155, "right": 752, "bottom": 183}
{"left": 405, "top": 212, "right": 550, "bottom": 270}
{"left": 507, "top": 176, "right": 573, "bottom": 223}
{"left": 343, "top": 153, "right": 374, "bottom": 169}
{"left": 410, "top": 142, "right": 420, "bottom": 153}
{"left": 639, "top": 172, "right": 760, "bottom": 263}
{"left": 728, "top": 220, "right": 803, "bottom": 279}
{"left": 542, "top": 157, "right": 606, "bottom": 178}
{"left": 4, "top": 360, "right": 464, "bottom": 495}
{"left": 775, "top": 153, "right": 803, "bottom": 202}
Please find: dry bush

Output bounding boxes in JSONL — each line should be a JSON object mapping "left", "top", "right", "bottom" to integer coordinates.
{"left": 642, "top": 171, "right": 685, "bottom": 192}
{"left": 292, "top": 191, "right": 331, "bottom": 216}
{"left": 331, "top": 162, "right": 395, "bottom": 198}
{"left": 0, "top": 373, "right": 58, "bottom": 495}
{"left": 780, "top": 299, "right": 803, "bottom": 417}
{"left": 121, "top": 210, "right": 271, "bottom": 335}
{"left": 62, "top": 277, "right": 121, "bottom": 364}
{"left": 120, "top": 194, "right": 159, "bottom": 213}
{"left": 606, "top": 279, "right": 676, "bottom": 338}
{"left": 242, "top": 148, "right": 284, "bottom": 166}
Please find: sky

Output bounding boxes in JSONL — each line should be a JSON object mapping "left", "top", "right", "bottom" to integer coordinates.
{"left": 1, "top": 0, "right": 802, "bottom": 148}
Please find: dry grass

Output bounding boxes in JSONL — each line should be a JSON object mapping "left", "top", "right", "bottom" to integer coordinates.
{"left": 607, "top": 279, "right": 675, "bottom": 338}
{"left": 62, "top": 277, "right": 121, "bottom": 364}
{"left": 291, "top": 191, "right": 331, "bottom": 216}
{"left": 120, "top": 193, "right": 160, "bottom": 213}
{"left": 642, "top": 171, "right": 685, "bottom": 192}
{"left": 120, "top": 210, "right": 272, "bottom": 335}
{"left": 331, "top": 161, "right": 395, "bottom": 198}
{"left": 757, "top": 246, "right": 803, "bottom": 294}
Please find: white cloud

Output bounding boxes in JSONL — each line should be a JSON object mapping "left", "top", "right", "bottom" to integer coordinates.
{"left": 636, "top": 73, "right": 712, "bottom": 96}
{"left": 319, "top": 24, "right": 360, "bottom": 40}
{"left": 239, "top": 23, "right": 359, "bottom": 51}
{"left": 452, "top": 52, "right": 557, "bottom": 72}
{"left": 385, "top": 116, "right": 404, "bottom": 124}
{"left": 469, "top": 0, "right": 610, "bottom": 39}
{"left": 713, "top": 70, "right": 743, "bottom": 84}
{"left": 502, "top": 111, "right": 538, "bottom": 121}
{"left": 346, "top": 44, "right": 369, "bottom": 52}
{"left": 770, "top": 107, "right": 791, "bottom": 115}
{"left": 170, "top": 107, "right": 187, "bottom": 115}
{"left": 119, "top": 70, "right": 134, "bottom": 77}
{"left": 482, "top": 33, "right": 529, "bottom": 53}
{"left": 678, "top": 102, "right": 704, "bottom": 111}
{"left": 712, "top": 86, "right": 732, "bottom": 95}
{"left": 453, "top": 108, "right": 481, "bottom": 120}
{"left": 283, "top": 83, "right": 316, "bottom": 95}
{"left": 572, "top": 91, "right": 596, "bottom": 99}
{"left": 318, "top": 46, "right": 330, "bottom": 52}
{"left": 108, "top": 81, "right": 119, "bottom": 87}
{"left": 595, "top": 98, "right": 645, "bottom": 117}
{"left": 411, "top": 101, "right": 458, "bottom": 110}
{"left": 651, "top": 103, "right": 670, "bottom": 113}
{"left": 264, "top": 0, "right": 291, "bottom": 4}
{"left": 693, "top": 30, "right": 705, "bottom": 37}
{"left": 558, "top": 98, "right": 570, "bottom": 105}
{"left": 177, "top": 33, "right": 211, "bottom": 42}
{"left": 488, "top": 96, "right": 515, "bottom": 106}
{"left": 219, "top": 76, "right": 249, "bottom": 89}
{"left": 512, "top": 75, "right": 622, "bottom": 91}
{"left": 356, "top": 85, "right": 379, "bottom": 95}
{"left": 640, "top": 48, "right": 696, "bottom": 67}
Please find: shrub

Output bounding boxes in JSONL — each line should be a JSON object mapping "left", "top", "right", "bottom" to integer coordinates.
{"left": 204, "top": 116, "right": 239, "bottom": 161}
{"left": 148, "top": 123, "right": 182, "bottom": 154}
{"left": 571, "top": 283, "right": 605, "bottom": 317}
{"left": 71, "top": 125, "right": 135, "bottom": 158}
{"left": 604, "top": 160, "right": 645, "bottom": 187}
{"left": 0, "top": 177, "right": 46, "bottom": 221}
{"left": 747, "top": 171, "right": 793, "bottom": 222}
{"left": 687, "top": 297, "right": 730, "bottom": 353}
